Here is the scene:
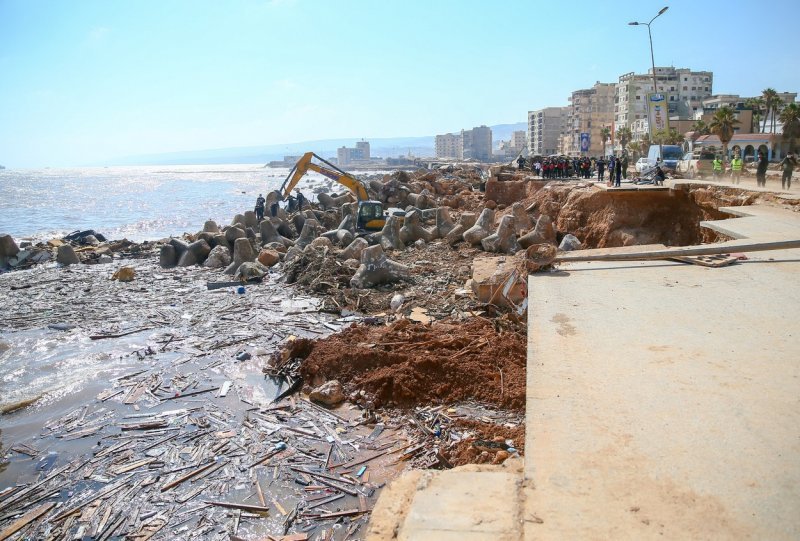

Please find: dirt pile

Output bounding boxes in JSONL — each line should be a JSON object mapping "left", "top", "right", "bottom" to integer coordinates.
{"left": 298, "top": 317, "right": 527, "bottom": 410}
{"left": 527, "top": 184, "right": 734, "bottom": 248}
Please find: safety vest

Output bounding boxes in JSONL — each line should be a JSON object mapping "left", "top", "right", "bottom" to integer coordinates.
{"left": 731, "top": 159, "right": 743, "bottom": 171}
{"left": 713, "top": 159, "right": 722, "bottom": 171}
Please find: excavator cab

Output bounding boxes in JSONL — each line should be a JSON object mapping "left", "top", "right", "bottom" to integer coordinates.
{"left": 357, "top": 201, "right": 387, "bottom": 231}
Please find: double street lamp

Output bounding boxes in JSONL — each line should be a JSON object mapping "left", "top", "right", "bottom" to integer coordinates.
{"left": 629, "top": 6, "right": 669, "bottom": 164}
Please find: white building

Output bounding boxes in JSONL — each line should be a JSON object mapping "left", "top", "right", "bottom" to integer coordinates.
{"left": 529, "top": 107, "right": 568, "bottom": 156}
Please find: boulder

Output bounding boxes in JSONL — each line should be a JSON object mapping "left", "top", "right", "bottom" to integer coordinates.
{"left": 111, "top": 266, "right": 135, "bottom": 282}
{"left": 177, "top": 239, "right": 211, "bottom": 267}
{"left": 234, "top": 261, "right": 268, "bottom": 281}
{"left": 159, "top": 244, "right": 177, "bottom": 268}
{"left": 203, "top": 220, "right": 220, "bottom": 233}
{"left": 309, "top": 380, "right": 345, "bottom": 406}
{"left": 0, "top": 234, "right": 20, "bottom": 259}
{"left": 559, "top": 234, "right": 582, "bottom": 251}
{"left": 83, "top": 234, "right": 99, "bottom": 246}
{"left": 463, "top": 208, "right": 496, "bottom": 246}
{"left": 204, "top": 245, "right": 232, "bottom": 268}
{"left": 257, "top": 249, "right": 281, "bottom": 267}
{"left": 56, "top": 244, "right": 80, "bottom": 265}
{"left": 350, "top": 245, "right": 411, "bottom": 289}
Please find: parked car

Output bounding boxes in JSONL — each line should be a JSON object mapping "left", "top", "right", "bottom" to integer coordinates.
{"left": 676, "top": 150, "right": 716, "bottom": 179}
{"left": 635, "top": 157, "right": 650, "bottom": 173}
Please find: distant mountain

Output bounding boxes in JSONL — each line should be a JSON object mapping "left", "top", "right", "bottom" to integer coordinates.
{"left": 107, "top": 121, "right": 526, "bottom": 166}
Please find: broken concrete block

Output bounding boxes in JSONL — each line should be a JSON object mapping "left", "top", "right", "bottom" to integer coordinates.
{"left": 519, "top": 215, "right": 557, "bottom": 248}
{"left": 481, "top": 215, "right": 520, "bottom": 254}
{"left": 340, "top": 237, "right": 368, "bottom": 260}
{"left": 235, "top": 261, "right": 268, "bottom": 281}
{"left": 379, "top": 215, "right": 405, "bottom": 251}
{"left": 399, "top": 210, "right": 434, "bottom": 244}
{"left": 257, "top": 248, "right": 280, "bottom": 267}
{"left": 463, "top": 208, "right": 496, "bottom": 246}
{"left": 470, "top": 256, "right": 526, "bottom": 307}
{"left": 350, "top": 245, "right": 411, "bottom": 289}
{"left": 56, "top": 244, "right": 80, "bottom": 265}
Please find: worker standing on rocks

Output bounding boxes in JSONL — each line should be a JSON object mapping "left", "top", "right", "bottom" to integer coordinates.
{"left": 296, "top": 190, "right": 306, "bottom": 211}
{"left": 255, "top": 194, "right": 266, "bottom": 221}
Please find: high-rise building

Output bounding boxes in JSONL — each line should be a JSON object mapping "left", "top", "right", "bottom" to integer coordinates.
{"left": 337, "top": 139, "right": 371, "bottom": 166}
{"left": 614, "top": 67, "right": 713, "bottom": 136}
{"left": 528, "top": 107, "right": 568, "bottom": 156}
{"left": 435, "top": 126, "right": 493, "bottom": 161}
{"left": 566, "top": 82, "right": 615, "bottom": 156}
{"left": 510, "top": 131, "right": 527, "bottom": 152}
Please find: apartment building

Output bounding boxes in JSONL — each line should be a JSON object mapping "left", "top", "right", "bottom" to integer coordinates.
{"left": 435, "top": 126, "right": 493, "bottom": 161}
{"left": 565, "top": 82, "right": 615, "bottom": 156}
{"left": 615, "top": 67, "right": 713, "bottom": 134}
{"left": 528, "top": 107, "right": 568, "bottom": 156}
{"left": 337, "top": 139, "right": 371, "bottom": 166}
{"left": 435, "top": 133, "right": 461, "bottom": 159}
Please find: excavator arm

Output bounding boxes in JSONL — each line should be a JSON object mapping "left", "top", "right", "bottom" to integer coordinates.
{"left": 278, "top": 152, "right": 369, "bottom": 201}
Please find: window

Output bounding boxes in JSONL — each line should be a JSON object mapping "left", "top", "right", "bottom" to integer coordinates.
{"left": 683, "top": 86, "right": 688, "bottom": 91}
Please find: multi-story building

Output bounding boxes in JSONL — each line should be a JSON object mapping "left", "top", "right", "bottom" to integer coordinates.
{"left": 615, "top": 67, "right": 713, "bottom": 137}
{"left": 528, "top": 107, "right": 568, "bottom": 156}
{"left": 565, "top": 82, "right": 615, "bottom": 156}
{"left": 435, "top": 133, "right": 461, "bottom": 159}
{"left": 337, "top": 139, "right": 371, "bottom": 166}
{"left": 435, "top": 126, "right": 493, "bottom": 161}
{"left": 510, "top": 131, "right": 527, "bottom": 153}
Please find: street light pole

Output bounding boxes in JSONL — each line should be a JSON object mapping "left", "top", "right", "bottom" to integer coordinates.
{"left": 630, "top": 6, "right": 669, "bottom": 168}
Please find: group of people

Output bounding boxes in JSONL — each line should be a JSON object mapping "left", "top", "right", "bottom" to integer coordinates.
{"left": 712, "top": 151, "right": 797, "bottom": 190}
{"left": 254, "top": 190, "right": 307, "bottom": 221}
{"left": 520, "top": 154, "right": 634, "bottom": 186}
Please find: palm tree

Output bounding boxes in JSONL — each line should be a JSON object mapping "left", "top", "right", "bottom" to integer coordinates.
{"left": 762, "top": 88, "right": 780, "bottom": 133}
{"left": 600, "top": 126, "right": 611, "bottom": 156}
{"left": 692, "top": 120, "right": 710, "bottom": 136}
{"left": 779, "top": 103, "right": 800, "bottom": 152}
{"left": 709, "top": 106, "right": 740, "bottom": 158}
{"left": 617, "top": 127, "right": 632, "bottom": 152}
{"left": 771, "top": 97, "right": 784, "bottom": 134}
{"left": 744, "top": 97, "right": 764, "bottom": 133}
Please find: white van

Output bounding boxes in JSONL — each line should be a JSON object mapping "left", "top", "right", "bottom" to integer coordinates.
{"left": 646, "top": 145, "right": 683, "bottom": 172}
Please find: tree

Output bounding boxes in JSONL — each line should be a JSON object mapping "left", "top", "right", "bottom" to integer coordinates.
{"left": 744, "top": 97, "right": 765, "bottom": 133}
{"left": 692, "top": 120, "right": 710, "bottom": 136}
{"left": 600, "top": 126, "right": 611, "bottom": 156}
{"left": 772, "top": 97, "right": 784, "bottom": 134}
{"left": 762, "top": 88, "right": 780, "bottom": 133}
{"left": 709, "top": 106, "right": 740, "bottom": 158}
{"left": 617, "top": 127, "right": 632, "bottom": 151}
{"left": 652, "top": 128, "right": 685, "bottom": 145}
{"left": 779, "top": 102, "right": 800, "bottom": 152}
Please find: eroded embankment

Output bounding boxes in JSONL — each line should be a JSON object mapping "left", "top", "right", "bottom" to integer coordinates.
{"left": 525, "top": 183, "right": 753, "bottom": 249}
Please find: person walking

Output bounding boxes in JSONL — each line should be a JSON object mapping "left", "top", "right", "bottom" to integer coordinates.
{"left": 730, "top": 154, "right": 743, "bottom": 184}
{"left": 756, "top": 151, "right": 769, "bottom": 187}
{"left": 780, "top": 152, "right": 797, "bottom": 189}
{"left": 614, "top": 156, "right": 622, "bottom": 187}
{"left": 254, "top": 194, "right": 266, "bottom": 221}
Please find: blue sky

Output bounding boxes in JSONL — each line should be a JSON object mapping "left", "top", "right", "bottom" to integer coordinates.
{"left": 1, "top": 0, "right": 798, "bottom": 167}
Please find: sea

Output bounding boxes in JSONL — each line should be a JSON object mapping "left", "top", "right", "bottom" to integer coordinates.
{"left": 0, "top": 164, "right": 389, "bottom": 472}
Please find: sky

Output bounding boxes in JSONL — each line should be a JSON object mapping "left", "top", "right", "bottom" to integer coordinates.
{"left": 1, "top": 0, "right": 798, "bottom": 168}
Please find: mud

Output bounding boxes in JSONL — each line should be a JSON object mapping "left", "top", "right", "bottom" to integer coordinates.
{"left": 298, "top": 317, "right": 526, "bottom": 410}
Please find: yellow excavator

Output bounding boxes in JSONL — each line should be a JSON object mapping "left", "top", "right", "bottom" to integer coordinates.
{"left": 277, "top": 152, "right": 393, "bottom": 231}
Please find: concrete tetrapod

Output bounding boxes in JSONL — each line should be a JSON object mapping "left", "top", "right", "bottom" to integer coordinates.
{"left": 244, "top": 210, "right": 257, "bottom": 229}
{"left": 379, "top": 215, "right": 405, "bottom": 251}
{"left": 462, "top": 208, "right": 496, "bottom": 246}
{"left": 399, "top": 210, "right": 435, "bottom": 244}
{"left": 406, "top": 191, "right": 434, "bottom": 209}
{"left": 445, "top": 212, "right": 477, "bottom": 246}
{"left": 481, "top": 215, "right": 520, "bottom": 254}
{"left": 350, "top": 244, "right": 411, "bottom": 289}
{"left": 224, "top": 237, "right": 257, "bottom": 275}
{"left": 295, "top": 219, "right": 321, "bottom": 250}
{"left": 177, "top": 239, "right": 212, "bottom": 266}
{"left": 518, "top": 214, "right": 557, "bottom": 248}
{"left": 224, "top": 226, "right": 246, "bottom": 244}
{"left": 231, "top": 214, "right": 247, "bottom": 229}
{"left": 260, "top": 220, "right": 293, "bottom": 248}
{"left": 159, "top": 245, "right": 177, "bottom": 268}
{"left": 203, "top": 220, "right": 220, "bottom": 233}
{"left": 340, "top": 237, "right": 368, "bottom": 260}
{"left": 318, "top": 192, "right": 353, "bottom": 209}
{"left": 511, "top": 202, "right": 532, "bottom": 234}
{"left": 435, "top": 207, "right": 456, "bottom": 239}
{"left": 321, "top": 214, "right": 356, "bottom": 247}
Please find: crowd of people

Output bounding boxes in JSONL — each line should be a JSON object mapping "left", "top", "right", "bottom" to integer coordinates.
{"left": 516, "top": 154, "right": 634, "bottom": 185}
